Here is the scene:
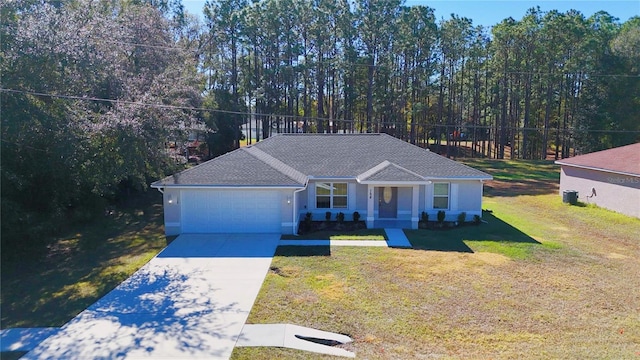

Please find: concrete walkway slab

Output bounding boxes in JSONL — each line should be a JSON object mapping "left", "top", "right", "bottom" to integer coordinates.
{"left": 22, "top": 233, "right": 280, "bottom": 360}
{"left": 0, "top": 328, "right": 60, "bottom": 352}
{"left": 279, "top": 239, "right": 387, "bottom": 247}
{"left": 237, "top": 324, "right": 354, "bottom": 358}
{"left": 384, "top": 228, "right": 413, "bottom": 248}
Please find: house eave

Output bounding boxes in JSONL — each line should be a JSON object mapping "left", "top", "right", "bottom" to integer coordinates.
{"left": 150, "top": 184, "right": 306, "bottom": 190}
{"left": 307, "top": 176, "right": 357, "bottom": 181}
{"left": 555, "top": 161, "right": 640, "bottom": 178}
{"left": 427, "top": 176, "right": 493, "bottom": 181}
{"left": 357, "top": 180, "right": 431, "bottom": 185}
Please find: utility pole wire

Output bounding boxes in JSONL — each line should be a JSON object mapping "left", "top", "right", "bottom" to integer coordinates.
{"left": 0, "top": 87, "right": 349, "bottom": 123}
{"left": 3, "top": 87, "right": 639, "bottom": 134}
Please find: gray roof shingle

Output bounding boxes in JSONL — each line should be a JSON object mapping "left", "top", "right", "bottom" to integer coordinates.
{"left": 357, "top": 161, "right": 426, "bottom": 182}
{"left": 152, "top": 133, "right": 492, "bottom": 187}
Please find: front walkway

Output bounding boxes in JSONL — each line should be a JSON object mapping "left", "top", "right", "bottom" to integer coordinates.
{"left": 279, "top": 229, "right": 412, "bottom": 249}
{"left": 22, "top": 233, "right": 280, "bottom": 360}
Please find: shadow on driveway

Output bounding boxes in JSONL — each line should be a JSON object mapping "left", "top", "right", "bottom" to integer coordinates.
{"left": 22, "top": 233, "right": 280, "bottom": 360}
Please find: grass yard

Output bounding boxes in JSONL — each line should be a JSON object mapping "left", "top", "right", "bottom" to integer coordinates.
{"left": 233, "top": 159, "right": 640, "bottom": 359}
{"left": 1, "top": 191, "right": 168, "bottom": 330}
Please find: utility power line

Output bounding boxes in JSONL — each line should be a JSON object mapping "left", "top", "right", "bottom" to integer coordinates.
{"left": 3, "top": 87, "right": 639, "bottom": 134}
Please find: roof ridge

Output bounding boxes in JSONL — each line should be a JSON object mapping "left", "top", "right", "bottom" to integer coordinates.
{"left": 356, "top": 160, "right": 392, "bottom": 181}
{"left": 243, "top": 146, "right": 308, "bottom": 185}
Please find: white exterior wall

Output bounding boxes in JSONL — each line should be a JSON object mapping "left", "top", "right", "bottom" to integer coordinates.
{"left": 422, "top": 180, "right": 484, "bottom": 222}
{"left": 163, "top": 188, "right": 182, "bottom": 236}
{"left": 560, "top": 166, "right": 640, "bottom": 218}
{"left": 304, "top": 180, "right": 362, "bottom": 221}
{"left": 396, "top": 187, "right": 413, "bottom": 219}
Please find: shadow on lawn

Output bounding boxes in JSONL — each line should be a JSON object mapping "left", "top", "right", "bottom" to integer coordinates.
{"left": 0, "top": 192, "right": 168, "bottom": 329}
{"left": 275, "top": 246, "right": 331, "bottom": 257}
{"left": 406, "top": 212, "right": 540, "bottom": 253}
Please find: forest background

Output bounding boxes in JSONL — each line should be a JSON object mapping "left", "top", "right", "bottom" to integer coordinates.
{"left": 1, "top": 0, "right": 639, "bottom": 252}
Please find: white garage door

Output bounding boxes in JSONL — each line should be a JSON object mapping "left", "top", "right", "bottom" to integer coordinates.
{"left": 181, "top": 189, "right": 282, "bottom": 233}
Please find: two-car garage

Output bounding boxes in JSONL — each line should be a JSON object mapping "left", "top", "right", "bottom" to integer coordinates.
{"left": 178, "top": 189, "right": 283, "bottom": 234}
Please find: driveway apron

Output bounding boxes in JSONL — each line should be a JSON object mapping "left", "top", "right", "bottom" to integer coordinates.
{"left": 22, "top": 233, "right": 280, "bottom": 360}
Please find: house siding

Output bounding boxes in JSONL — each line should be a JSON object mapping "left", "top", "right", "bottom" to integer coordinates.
{"left": 397, "top": 187, "right": 413, "bottom": 219}
{"left": 422, "top": 181, "right": 484, "bottom": 221}
{"left": 356, "top": 183, "right": 368, "bottom": 213}
{"left": 560, "top": 166, "right": 640, "bottom": 218}
{"left": 163, "top": 189, "right": 182, "bottom": 236}
{"left": 305, "top": 180, "right": 361, "bottom": 221}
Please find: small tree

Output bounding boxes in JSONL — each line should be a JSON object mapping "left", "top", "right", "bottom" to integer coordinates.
{"left": 473, "top": 214, "right": 481, "bottom": 225}
{"left": 325, "top": 211, "right": 332, "bottom": 222}
{"left": 437, "top": 210, "right": 446, "bottom": 224}
{"left": 421, "top": 211, "right": 429, "bottom": 223}
{"left": 336, "top": 212, "right": 345, "bottom": 223}
{"left": 352, "top": 211, "right": 360, "bottom": 222}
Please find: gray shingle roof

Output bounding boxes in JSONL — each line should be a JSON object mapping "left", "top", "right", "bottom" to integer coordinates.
{"left": 357, "top": 161, "right": 426, "bottom": 182}
{"left": 152, "top": 133, "right": 492, "bottom": 187}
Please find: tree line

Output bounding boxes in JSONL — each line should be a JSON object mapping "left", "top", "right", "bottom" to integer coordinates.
{"left": 201, "top": 0, "right": 639, "bottom": 160}
{"left": 1, "top": 0, "right": 638, "bottom": 249}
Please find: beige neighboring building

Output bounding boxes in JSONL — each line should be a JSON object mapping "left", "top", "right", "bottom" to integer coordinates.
{"left": 555, "top": 143, "right": 640, "bottom": 218}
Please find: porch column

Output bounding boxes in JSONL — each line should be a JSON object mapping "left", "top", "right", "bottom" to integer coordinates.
{"left": 411, "top": 185, "right": 419, "bottom": 229}
{"left": 366, "top": 184, "right": 375, "bottom": 228}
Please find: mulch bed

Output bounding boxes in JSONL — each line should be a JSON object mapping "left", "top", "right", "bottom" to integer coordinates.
{"left": 297, "top": 221, "right": 367, "bottom": 234}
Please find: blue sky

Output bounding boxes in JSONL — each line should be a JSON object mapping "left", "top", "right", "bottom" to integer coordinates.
{"left": 182, "top": 0, "right": 639, "bottom": 27}
{"left": 413, "top": 0, "right": 639, "bottom": 27}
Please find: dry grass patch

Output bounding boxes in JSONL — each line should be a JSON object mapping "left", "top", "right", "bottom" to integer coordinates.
{"left": 235, "top": 161, "right": 640, "bottom": 359}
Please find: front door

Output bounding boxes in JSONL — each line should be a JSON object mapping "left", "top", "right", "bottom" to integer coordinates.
{"left": 378, "top": 187, "right": 397, "bottom": 218}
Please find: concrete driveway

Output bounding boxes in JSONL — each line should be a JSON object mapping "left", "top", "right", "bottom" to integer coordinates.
{"left": 23, "top": 233, "right": 280, "bottom": 360}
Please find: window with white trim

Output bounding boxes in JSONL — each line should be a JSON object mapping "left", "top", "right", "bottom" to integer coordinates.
{"left": 316, "top": 182, "right": 348, "bottom": 209}
{"left": 433, "top": 183, "right": 450, "bottom": 209}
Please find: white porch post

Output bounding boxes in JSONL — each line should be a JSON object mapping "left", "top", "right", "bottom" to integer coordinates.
{"left": 411, "top": 185, "right": 419, "bottom": 229}
{"left": 367, "top": 184, "right": 375, "bottom": 228}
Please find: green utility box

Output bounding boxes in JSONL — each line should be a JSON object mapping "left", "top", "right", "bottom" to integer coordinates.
{"left": 563, "top": 190, "right": 578, "bottom": 205}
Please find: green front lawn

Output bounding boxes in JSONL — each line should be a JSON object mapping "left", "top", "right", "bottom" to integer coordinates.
{"left": 234, "top": 161, "right": 640, "bottom": 359}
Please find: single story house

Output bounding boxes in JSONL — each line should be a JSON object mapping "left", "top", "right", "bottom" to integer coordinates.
{"left": 555, "top": 142, "right": 640, "bottom": 218}
{"left": 152, "top": 133, "right": 493, "bottom": 235}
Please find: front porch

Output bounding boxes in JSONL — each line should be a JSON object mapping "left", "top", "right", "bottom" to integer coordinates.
{"left": 364, "top": 184, "right": 424, "bottom": 230}
{"left": 373, "top": 219, "right": 413, "bottom": 229}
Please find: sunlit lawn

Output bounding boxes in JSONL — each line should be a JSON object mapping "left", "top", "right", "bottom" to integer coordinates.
{"left": 233, "top": 160, "right": 640, "bottom": 359}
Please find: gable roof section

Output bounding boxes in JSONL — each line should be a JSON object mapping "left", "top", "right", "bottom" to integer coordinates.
{"left": 555, "top": 143, "right": 640, "bottom": 177}
{"left": 152, "top": 148, "right": 306, "bottom": 187}
{"left": 153, "top": 133, "right": 492, "bottom": 187}
{"left": 243, "top": 146, "right": 308, "bottom": 185}
{"left": 254, "top": 133, "right": 492, "bottom": 179}
{"left": 357, "top": 161, "right": 427, "bottom": 183}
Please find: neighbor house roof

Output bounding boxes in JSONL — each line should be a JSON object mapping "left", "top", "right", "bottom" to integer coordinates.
{"left": 152, "top": 133, "right": 492, "bottom": 188}
{"left": 555, "top": 143, "right": 640, "bottom": 177}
